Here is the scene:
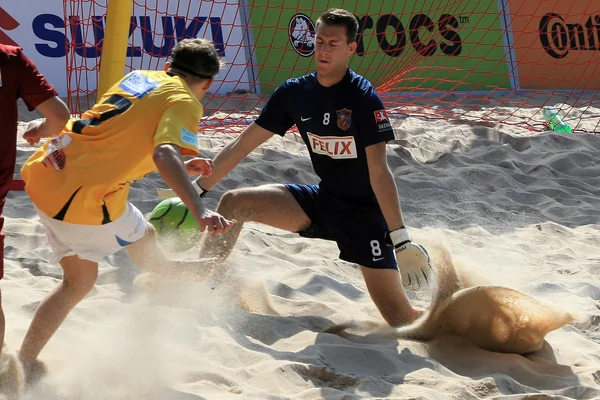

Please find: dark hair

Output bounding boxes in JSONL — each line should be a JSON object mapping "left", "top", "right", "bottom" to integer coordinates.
{"left": 316, "top": 8, "right": 359, "bottom": 43}
{"left": 169, "top": 38, "right": 225, "bottom": 80}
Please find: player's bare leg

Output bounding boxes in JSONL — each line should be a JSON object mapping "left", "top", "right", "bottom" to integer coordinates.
{"left": 360, "top": 267, "right": 424, "bottom": 327}
{"left": 126, "top": 222, "right": 218, "bottom": 282}
{"left": 19, "top": 256, "right": 99, "bottom": 375}
{"left": 200, "top": 185, "right": 423, "bottom": 327}
{"left": 199, "top": 184, "right": 311, "bottom": 261}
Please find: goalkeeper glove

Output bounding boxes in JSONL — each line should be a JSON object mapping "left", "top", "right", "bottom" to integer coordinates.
{"left": 386, "top": 227, "right": 434, "bottom": 290}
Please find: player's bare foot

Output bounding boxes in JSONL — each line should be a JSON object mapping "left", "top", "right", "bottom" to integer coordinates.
{"left": 20, "top": 358, "right": 47, "bottom": 387}
{"left": 0, "top": 345, "right": 25, "bottom": 398}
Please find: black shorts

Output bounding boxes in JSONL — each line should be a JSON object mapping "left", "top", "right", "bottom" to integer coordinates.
{"left": 286, "top": 184, "right": 397, "bottom": 270}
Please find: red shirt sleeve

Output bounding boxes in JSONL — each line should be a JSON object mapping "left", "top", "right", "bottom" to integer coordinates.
{"left": 16, "top": 47, "right": 58, "bottom": 111}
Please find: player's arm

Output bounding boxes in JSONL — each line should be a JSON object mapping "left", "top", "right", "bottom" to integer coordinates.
{"left": 153, "top": 143, "right": 209, "bottom": 215}
{"left": 366, "top": 142, "right": 404, "bottom": 231}
{"left": 16, "top": 47, "right": 70, "bottom": 145}
{"left": 366, "top": 140, "right": 433, "bottom": 289}
{"left": 196, "top": 122, "right": 273, "bottom": 190}
{"left": 360, "top": 92, "right": 433, "bottom": 290}
{"left": 153, "top": 100, "right": 234, "bottom": 233}
{"left": 358, "top": 93, "right": 403, "bottom": 230}
{"left": 154, "top": 145, "right": 234, "bottom": 234}
{"left": 23, "top": 97, "right": 70, "bottom": 144}
{"left": 196, "top": 82, "right": 294, "bottom": 192}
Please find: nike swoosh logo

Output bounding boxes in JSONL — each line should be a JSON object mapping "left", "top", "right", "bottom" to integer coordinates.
{"left": 373, "top": 257, "right": 384, "bottom": 262}
{"left": 301, "top": 117, "right": 311, "bottom": 121}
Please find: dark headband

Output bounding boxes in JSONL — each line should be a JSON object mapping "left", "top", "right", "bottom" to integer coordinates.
{"left": 170, "top": 61, "right": 214, "bottom": 80}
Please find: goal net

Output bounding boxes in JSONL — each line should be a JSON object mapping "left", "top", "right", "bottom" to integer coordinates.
{"left": 63, "top": 0, "right": 600, "bottom": 133}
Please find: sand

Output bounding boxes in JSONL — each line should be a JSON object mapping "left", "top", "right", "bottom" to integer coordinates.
{"left": 0, "top": 96, "right": 598, "bottom": 399}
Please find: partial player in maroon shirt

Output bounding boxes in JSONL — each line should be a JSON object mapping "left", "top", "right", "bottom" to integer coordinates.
{"left": 0, "top": 44, "right": 69, "bottom": 352}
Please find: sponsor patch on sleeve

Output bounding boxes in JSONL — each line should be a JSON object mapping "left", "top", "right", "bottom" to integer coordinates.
{"left": 180, "top": 127, "right": 198, "bottom": 148}
{"left": 374, "top": 109, "right": 392, "bottom": 132}
{"left": 118, "top": 72, "right": 161, "bottom": 98}
{"left": 42, "top": 135, "right": 72, "bottom": 171}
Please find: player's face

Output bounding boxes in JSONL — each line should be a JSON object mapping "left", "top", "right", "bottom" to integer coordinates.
{"left": 314, "top": 23, "right": 356, "bottom": 76}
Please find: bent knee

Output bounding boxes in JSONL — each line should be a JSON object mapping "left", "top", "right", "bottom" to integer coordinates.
{"left": 218, "top": 189, "right": 255, "bottom": 220}
{"left": 125, "top": 222, "right": 156, "bottom": 258}
{"left": 64, "top": 271, "right": 98, "bottom": 297}
{"left": 143, "top": 221, "right": 157, "bottom": 238}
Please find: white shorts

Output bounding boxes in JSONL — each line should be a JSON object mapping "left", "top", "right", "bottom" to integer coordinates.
{"left": 36, "top": 202, "right": 147, "bottom": 264}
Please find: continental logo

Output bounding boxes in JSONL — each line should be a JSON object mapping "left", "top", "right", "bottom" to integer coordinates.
{"left": 539, "top": 13, "right": 600, "bottom": 59}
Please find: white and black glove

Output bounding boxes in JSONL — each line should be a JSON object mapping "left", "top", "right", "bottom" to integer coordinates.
{"left": 386, "top": 227, "right": 434, "bottom": 290}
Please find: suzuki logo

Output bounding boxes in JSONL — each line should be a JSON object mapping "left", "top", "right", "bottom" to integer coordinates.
{"left": 0, "top": 7, "right": 19, "bottom": 46}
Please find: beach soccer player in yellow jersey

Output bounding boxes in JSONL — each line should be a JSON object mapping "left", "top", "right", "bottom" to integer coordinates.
{"left": 18, "top": 38, "right": 235, "bottom": 377}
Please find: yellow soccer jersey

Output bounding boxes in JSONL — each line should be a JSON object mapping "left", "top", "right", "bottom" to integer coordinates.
{"left": 21, "top": 70, "right": 202, "bottom": 225}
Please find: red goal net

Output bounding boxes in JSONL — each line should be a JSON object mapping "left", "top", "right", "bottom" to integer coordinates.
{"left": 63, "top": 0, "right": 600, "bottom": 133}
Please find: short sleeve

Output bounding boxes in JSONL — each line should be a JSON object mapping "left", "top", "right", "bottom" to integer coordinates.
{"left": 254, "top": 82, "right": 294, "bottom": 136}
{"left": 16, "top": 48, "right": 58, "bottom": 111}
{"left": 356, "top": 87, "right": 395, "bottom": 147}
{"left": 154, "top": 99, "right": 202, "bottom": 156}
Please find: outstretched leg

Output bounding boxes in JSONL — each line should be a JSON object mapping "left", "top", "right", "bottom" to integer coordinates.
{"left": 199, "top": 184, "right": 311, "bottom": 261}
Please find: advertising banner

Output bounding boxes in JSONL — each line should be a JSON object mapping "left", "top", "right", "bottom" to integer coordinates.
{"left": 0, "top": 0, "right": 249, "bottom": 96}
{"left": 5, "top": 0, "right": 595, "bottom": 97}
{"left": 506, "top": 0, "right": 600, "bottom": 90}
{"left": 248, "top": 0, "right": 511, "bottom": 94}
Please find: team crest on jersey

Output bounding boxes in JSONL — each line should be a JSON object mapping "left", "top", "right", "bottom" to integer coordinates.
{"left": 336, "top": 108, "right": 352, "bottom": 131}
{"left": 374, "top": 109, "right": 392, "bottom": 132}
{"left": 288, "top": 13, "right": 315, "bottom": 57}
{"left": 42, "top": 135, "right": 72, "bottom": 171}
